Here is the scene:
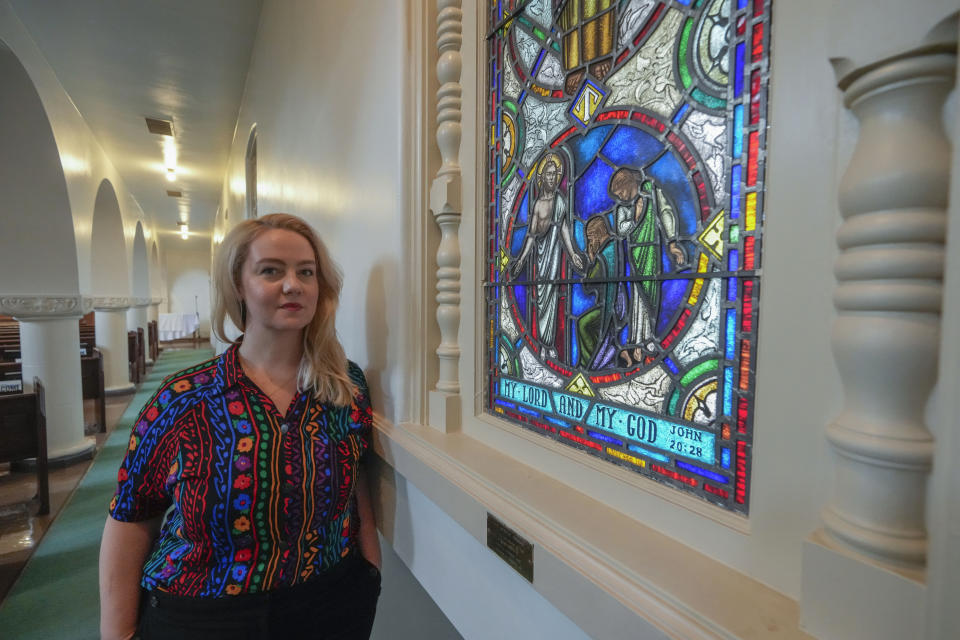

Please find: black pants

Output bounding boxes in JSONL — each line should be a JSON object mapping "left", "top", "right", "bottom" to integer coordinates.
{"left": 138, "top": 554, "right": 381, "bottom": 639}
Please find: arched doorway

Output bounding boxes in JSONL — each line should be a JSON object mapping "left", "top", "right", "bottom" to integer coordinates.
{"left": 0, "top": 38, "right": 90, "bottom": 461}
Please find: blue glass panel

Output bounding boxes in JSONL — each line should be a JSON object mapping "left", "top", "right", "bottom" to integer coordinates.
{"left": 730, "top": 164, "right": 742, "bottom": 219}
{"left": 733, "top": 105, "right": 744, "bottom": 157}
{"left": 723, "top": 367, "right": 734, "bottom": 415}
{"left": 676, "top": 460, "right": 729, "bottom": 484}
{"left": 569, "top": 124, "right": 614, "bottom": 176}
{"left": 575, "top": 158, "right": 617, "bottom": 218}
{"left": 533, "top": 49, "right": 545, "bottom": 75}
{"left": 545, "top": 416, "right": 569, "bottom": 428}
{"left": 510, "top": 225, "right": 527, "bottom": 256}
{"left": 734, "top": 43, "right": 745, "bottom": 98}
{"left": 494, "top": 399, "right": 516, "bottom": 410}
{"left": 619, "top": 323, "right": 629, "bottom": 345}
{"left": 516, "top": 190, "right": 529, "bottom": 225}
{"left": 648, "top": 152, "right": 698, "bottom": 236}
{"left": 627, "top": 443, "right": 670, "bottom": 463}
{"left": 728, "top": 248, "right": 739, "bottom": 271}
{"left": 601, "top": 125, "right": 665, "bottom": 168}
{"left": 570, "top": 326, "right": 579, "bottom": 365}
{"left": 664, "top": 357, "right": 679, "bottom": 374}
{"left": 571, "top": 283, "right": 594, "bottom": 315}
{"left": 721, "top": 447, "right": 731, "bottom": 469}
{"left": 589, "top": 430, "right": 624, "bottom": 447}
{"left": 727, "top": 277, "right": 738, "bottom": 302}
{"left": 672, "top": 103, "right": 691, "bottom": 124}
{"left": 737, "top": 0, "right": 748, "bottom": 8}
{"left": 725, "top": 310, "right": 736, "bottom": 359}
{"left": 658, "top": 279, "right": 689, "bottom": 334}
{"left": 517, "top": 405, "right": 540, "bottom": 418}
{"left": 676, "top": 0, "right": 692, "bottom": 5}
{"left": 573, "top": 218, "right": 586, "bottom": 252}
{"left": 513, "top": 285, "right": 527, "bottom": 317}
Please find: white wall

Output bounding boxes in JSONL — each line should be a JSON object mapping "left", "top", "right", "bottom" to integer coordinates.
{"left": 165, "top": 246, "right": 211, "bottom": 338}
{"left": 215, "top": 0, "right": 406, "bottom": 423}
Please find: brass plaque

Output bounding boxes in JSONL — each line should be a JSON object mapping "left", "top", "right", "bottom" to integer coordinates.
{"left": 486, "top": 513, "right": 533, "bottom": 582}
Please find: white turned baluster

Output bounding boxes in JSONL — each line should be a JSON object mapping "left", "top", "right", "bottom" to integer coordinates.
{"left": 823, "top": 51, "right": 954, "bottom": 570}
{"left": 428, "top": 0, "right": 463, "bottom": 431}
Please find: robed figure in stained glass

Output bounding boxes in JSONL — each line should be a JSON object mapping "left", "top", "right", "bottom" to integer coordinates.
{"left": 608, "top": 167, "right": 685, "bottom": 366}
{"left": 557, "top": 0, "right": 618, "bottom": 95}
{"left": 511, "top": 152, "right": 584, "bottom": 359}
{"left": 577, "top": 215, "right": 628, "bottom": 370}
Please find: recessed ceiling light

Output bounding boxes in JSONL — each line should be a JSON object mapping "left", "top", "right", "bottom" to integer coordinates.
{"left": 166, "top": 190, "right": 182, "bottom": 197}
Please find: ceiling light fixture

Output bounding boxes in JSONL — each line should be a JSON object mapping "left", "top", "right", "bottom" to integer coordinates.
{"left": 178, "top": 220, "right": 189, "bottom": 240}
{"left": 162, "top": 138, "right": 178, "bottom": 181}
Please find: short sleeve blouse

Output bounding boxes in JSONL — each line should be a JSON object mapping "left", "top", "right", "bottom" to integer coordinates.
{"left": 108, "top": 344, "right": 374, "bottom": 597}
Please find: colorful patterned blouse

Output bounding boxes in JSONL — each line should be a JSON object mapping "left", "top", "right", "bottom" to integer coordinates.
{"left": 109, "top": 344, "right": 373, "bottom": 597}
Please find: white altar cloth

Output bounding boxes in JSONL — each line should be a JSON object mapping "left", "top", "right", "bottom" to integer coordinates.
{"left": 159, "top": 313, "right": 199, "bottom": 341}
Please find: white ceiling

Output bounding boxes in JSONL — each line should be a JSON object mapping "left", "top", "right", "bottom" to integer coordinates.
{"left": 9, "top": 0, "right": 263, "bottom": 252}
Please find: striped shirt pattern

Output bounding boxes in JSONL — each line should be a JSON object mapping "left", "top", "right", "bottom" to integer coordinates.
{"left": 109, "top": 344, "right": 373, "bottom": 597}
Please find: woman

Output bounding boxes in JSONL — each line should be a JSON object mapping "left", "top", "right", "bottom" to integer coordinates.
{"left": 99, "top": 214, "right": 381, "bottom": 639}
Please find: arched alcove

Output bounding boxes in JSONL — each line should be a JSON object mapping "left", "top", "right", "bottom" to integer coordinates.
{"left": 89, "top": 179, "right": 129, "bottom": 296}
{"left": 131, "top": 221, "right": 149, "bottom": 299}
{"left": 245, "top": 126, "right": 257, "bottom": 219}
{"left": 0, "top": 39, "right": 78, "bottom": 295}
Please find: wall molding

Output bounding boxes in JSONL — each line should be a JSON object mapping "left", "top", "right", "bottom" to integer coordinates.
{"left": 373, "top": 419, "right": 810, "bottom": 640}
{"left": 0, "top": 294, "right": 91, "bottom": 318}
{"left": 91, "top": 296, "right": 132, "bottom": 310}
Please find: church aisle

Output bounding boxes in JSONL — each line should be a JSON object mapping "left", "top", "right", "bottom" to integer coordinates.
{"left": 0, "top": 348, "right": 214, "bottom": 640}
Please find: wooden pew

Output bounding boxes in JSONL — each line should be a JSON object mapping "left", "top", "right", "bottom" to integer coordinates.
{"left": 128, "top": 331, "right": 140, "bottom": 384}
{"left": 147, "top": 320, "right": 160, "bottom": 362}
{"left": 0, "top": 361, "right": 22, "bottom": 394}
{"left": 81, "top": 349, "right": 107, "bottom": 432}
{"left": 0, "top": 352, "right": 106, "bottom": 431}
{"left": 137, "top": 327, "right": 146, "bottom": 377}
{"left": 0, "top": 377, "right": 49, "bottom": 515}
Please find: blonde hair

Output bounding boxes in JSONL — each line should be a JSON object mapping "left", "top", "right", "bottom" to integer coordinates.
{"left": 212, "top": 213, "right": 354, "bottom": 406}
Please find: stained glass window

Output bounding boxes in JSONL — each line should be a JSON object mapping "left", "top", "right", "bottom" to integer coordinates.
{"left": 484, "top": 0, "right": 771, "bottom": 514}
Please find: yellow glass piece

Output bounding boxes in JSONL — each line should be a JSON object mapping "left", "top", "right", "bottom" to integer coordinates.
{"left": 683, "top": 380, "right": 718, "bottom": 422}
{"left": 746, "top": 192, "right": 757, "bottom": 231}
{"left": 698, "top": 253, "right": 709, "bottom": 273}
{"left": 572, "top": 83, "right": 603, "bottom": 125}
{"left": 566, "top": 372, "right": 596, "bottom": 397}
{"left": 499, "top": 248, "right": 509, "bottom": 272}
{"left": 697, "top": 209, "right": 725, "bottom": 260}
{"left": 606, "top": 447, "right": 646, "bottom": 468}
{"left": 495, "top": 406, "right": 504, "bottom": 415}
{"left": 566, "top": 30, "right": 580, "bottom": 70}
{"left": 688, "top": 278, "right": 704, "bottom": 305}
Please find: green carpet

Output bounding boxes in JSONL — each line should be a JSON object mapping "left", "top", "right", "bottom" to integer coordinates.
{"left": 0, "top": 348, "right": 215, "bottom": 640}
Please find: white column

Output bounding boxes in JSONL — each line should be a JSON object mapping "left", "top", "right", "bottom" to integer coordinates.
{"left": 94, "top": 298, "right": 134, "bottom": 394}
{"left": 802, "top": 46, "right": 954, "bottom": 640}
{"left": 428, "top": 0, "right": 463, "bottom": 433}
{"left": 127, "top": 298, "right": 151, "bottom": 365}
{"left": 0, "top": 295, "right": 96, "bottom": 464}
{"left": 148, "top": 299, "right": 160, "bottom": 324}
